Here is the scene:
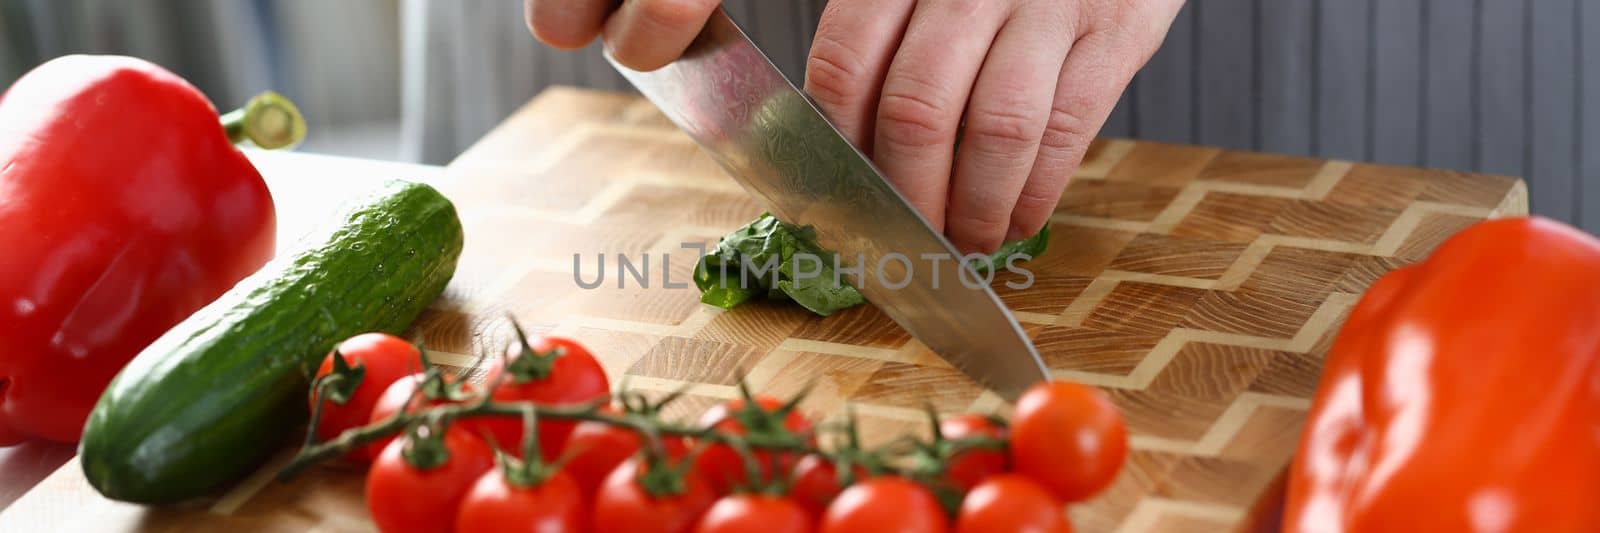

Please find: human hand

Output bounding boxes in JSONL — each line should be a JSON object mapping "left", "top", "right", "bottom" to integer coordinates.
{"left": 526, "top": 0, "right": 1183, "bottom": 253}
{"left": 524, "top": 0, "right": 722, "bottom": 71}
{"left": 805, "top": 0, "right": 1184, "bottom": 253}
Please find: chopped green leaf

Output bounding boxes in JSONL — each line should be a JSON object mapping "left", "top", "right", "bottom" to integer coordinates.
{"left": 968, "top": 224, "right": 1051, "bottom": 275}
{"left": 694, "top": 214, "right": 1048, "bottom": 316}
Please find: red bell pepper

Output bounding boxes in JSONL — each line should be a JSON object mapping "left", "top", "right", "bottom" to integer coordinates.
{"left": 1284, "top": 217, "right": 1600, "bottom": 532}
{"left": 0, "top": 55, "right": 303, "bottom": 444}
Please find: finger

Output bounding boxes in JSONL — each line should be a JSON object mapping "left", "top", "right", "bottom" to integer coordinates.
{"left": 944, "top": 8, "right": 1074, "bottom": 254}
{"left": 602, "top": 0, "right": 720, "bottom": 71}
{"left": 1010, "top": 30, "right": 1142, "bottom": 239}
{"left": 527, "top": 0, "right": 611, "bottom": 49}
{"left": 872, "top": 0, "right": 1009, "bottom": 232}
{"left": 1009, "top": 3, "right": 1183, "bottom": 238}
{"left": 803, "top": 0, "right": 916, "bottom": 151}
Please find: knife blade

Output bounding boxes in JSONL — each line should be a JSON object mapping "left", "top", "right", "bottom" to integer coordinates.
{"left": 606, "top": 9, "right": 1048, "bottom": 399}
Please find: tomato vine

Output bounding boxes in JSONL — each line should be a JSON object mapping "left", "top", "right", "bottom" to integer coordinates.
{"left": 281, "top": 318, "right": 1126, "bottom": 533}
{"left": 280, "top": 337, "right": 1005, "bottom": 497}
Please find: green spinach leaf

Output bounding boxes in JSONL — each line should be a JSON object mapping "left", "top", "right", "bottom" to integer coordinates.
{"left": 694, "top": 213, "right": 1048, "bottom": 316}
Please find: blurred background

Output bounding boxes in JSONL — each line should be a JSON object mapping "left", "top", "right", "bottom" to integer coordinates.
{"left": 0, "top": 1, "right": 404, "bottom": 158}
{"left": 0, "top": 0, "right": 1594, "bottom": 231}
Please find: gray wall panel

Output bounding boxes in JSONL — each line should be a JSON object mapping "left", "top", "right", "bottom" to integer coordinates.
{"left": 795, "top": 0, "right": 823, "bottom": 82}
{"left": 1196, "top": 0, "right": 1255, "bottom": 150}
{"left": 1132, "top": 2, "right": 1194, "bottom": 144}
{"left": 395, "top": 0, "right": 1597, "bottom": 230}
{"left": 1371, "top": 0, "right": 1423, "bottom": 166}
{"left": 1423, "top": 0, "right": 1476, "bottom": 170}
{"left": 1315, "top": 0, "right": 1372, "bottom": 161}
{"left": 1258, "top": 0, "right": 1315, "bottom": 156}
{"left": 749, "top": 0, "right": 802, "bottom": 83}
{"left": 1530, "top": 0, "right": 1578, "bottom": 223}
{"left": 1103, "top": 88, "right": 1134, "bottom": 138}
{"left": 1476, "top": 0, "right": 1528, "bottom": 179}
{"left": 1582, "top": 1, "right": 1599, "bottom": 230}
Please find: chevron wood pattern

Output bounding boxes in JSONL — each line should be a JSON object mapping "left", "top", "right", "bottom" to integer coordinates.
{"left": 0, "top": 88, "right": 1527, "bottom": 532}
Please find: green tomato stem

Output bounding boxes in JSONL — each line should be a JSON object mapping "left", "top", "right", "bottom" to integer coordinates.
{"left": 279, "top": 323, "right": 1010, "bottom": 500}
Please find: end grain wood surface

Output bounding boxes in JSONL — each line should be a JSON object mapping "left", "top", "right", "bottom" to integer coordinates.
{"left": 0, "top": 88, "right": 1527, "bottom": 532}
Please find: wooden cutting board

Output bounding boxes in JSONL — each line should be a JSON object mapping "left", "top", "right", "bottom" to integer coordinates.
{"left": 0, "top": 88, "right": 1527, "bottom": 532}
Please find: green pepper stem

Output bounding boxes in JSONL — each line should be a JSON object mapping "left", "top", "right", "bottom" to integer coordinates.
{"left": 221, "top": 91, "right": 306, "bottom": 149}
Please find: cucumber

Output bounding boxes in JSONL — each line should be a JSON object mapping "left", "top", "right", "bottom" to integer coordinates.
{"left": 79, "top": 179, "right": 464, "bottom": 504}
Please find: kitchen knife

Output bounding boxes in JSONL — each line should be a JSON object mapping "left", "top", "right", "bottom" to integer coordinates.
{"left": 606, "top": 8, "right": 1048, "bottom": 399}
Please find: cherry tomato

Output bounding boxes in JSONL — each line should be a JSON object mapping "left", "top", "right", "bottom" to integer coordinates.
{"left": 1009, "top": 381, "right": 1127, "bottom": 502}
{"left": 364, "top": 372, "right": 470, "bottom": 461}
{"left": 694, "top": 493, "right": 814, "bottom": 533}
{"left": 563, "top": 412, "right": 688, "bottom": 498}
{"left": 309, "top": 333, "right": 420, "bottom": 448}
{"left": 820, "top": 476, "right": 949, "bottom": 533}
{"left": 455, "top": 467, "right": 585, "bottom": 533}
{"left": 955, "top": 474, "right": 1071, "bottom": 533}
{"left": 790, "top": 454, "right": 868, "bottom": 517}
{"left": 592, "top": 458, "right": 716, "bottom": 533}
{"left": 940, "top": 414, "right": 1008, "bottom": 491}
{"left": 692, "top": 396, "right": 813, "bottom": 494}
{"left": 366, "top": 425, "right": 494, "bottom": 533}
{"left": 475, "top": 335, "right": 609, "bottom": 461}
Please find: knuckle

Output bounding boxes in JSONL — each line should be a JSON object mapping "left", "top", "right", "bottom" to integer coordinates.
{"left": 1029, "top": 150, "right": 1080, "bottom": 185}
{"left": 952, "top": 187, "right": 1014, "bottom": 231}
{"left": 958, "top": 205, "right": 1012, "bottom": 231}
{"left": 942, "top": 0, "right": 985, "bottom": 16}
{"left": 1103, "top": 2, "right": 1172, "bottom": 67}
{"left": 964, "top": 106, "right": 1044, "bottom": 154}
{"left": 803, "top": 36, "right": 865, "bottom": 107}
{"left": 1074, "top": 0, "right": 1120, "bottom": 31}
{"left": 803, "top": 57, "right": 853, "bottom": 107}
{"left": 1009, "top": 185, "right": 1064, "bottom": 235}
{"left": 949, "top": 209, "right": 1010, "bottom": 248}
{"left": 1034, "top": 0, "right": 1081, "bottom": 35}
{"left": 817, "top": 0, "right": 850, "bottom": 22}
{"left": 878, "top": 94, "right": 949, "bottom": 148}
{"left": 1013, "top": 184, "right": 1063, "bottom": 213}
{"left": 877, "top": 83, "right": 956, "bottom": 147}
{"left": 1040, "top": 100, "right": 1097, "bottom": 154}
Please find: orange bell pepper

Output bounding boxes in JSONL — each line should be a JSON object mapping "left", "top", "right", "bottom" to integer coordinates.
{"left": 1284, "top": 217, "right": 1600, "bottom": 532}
